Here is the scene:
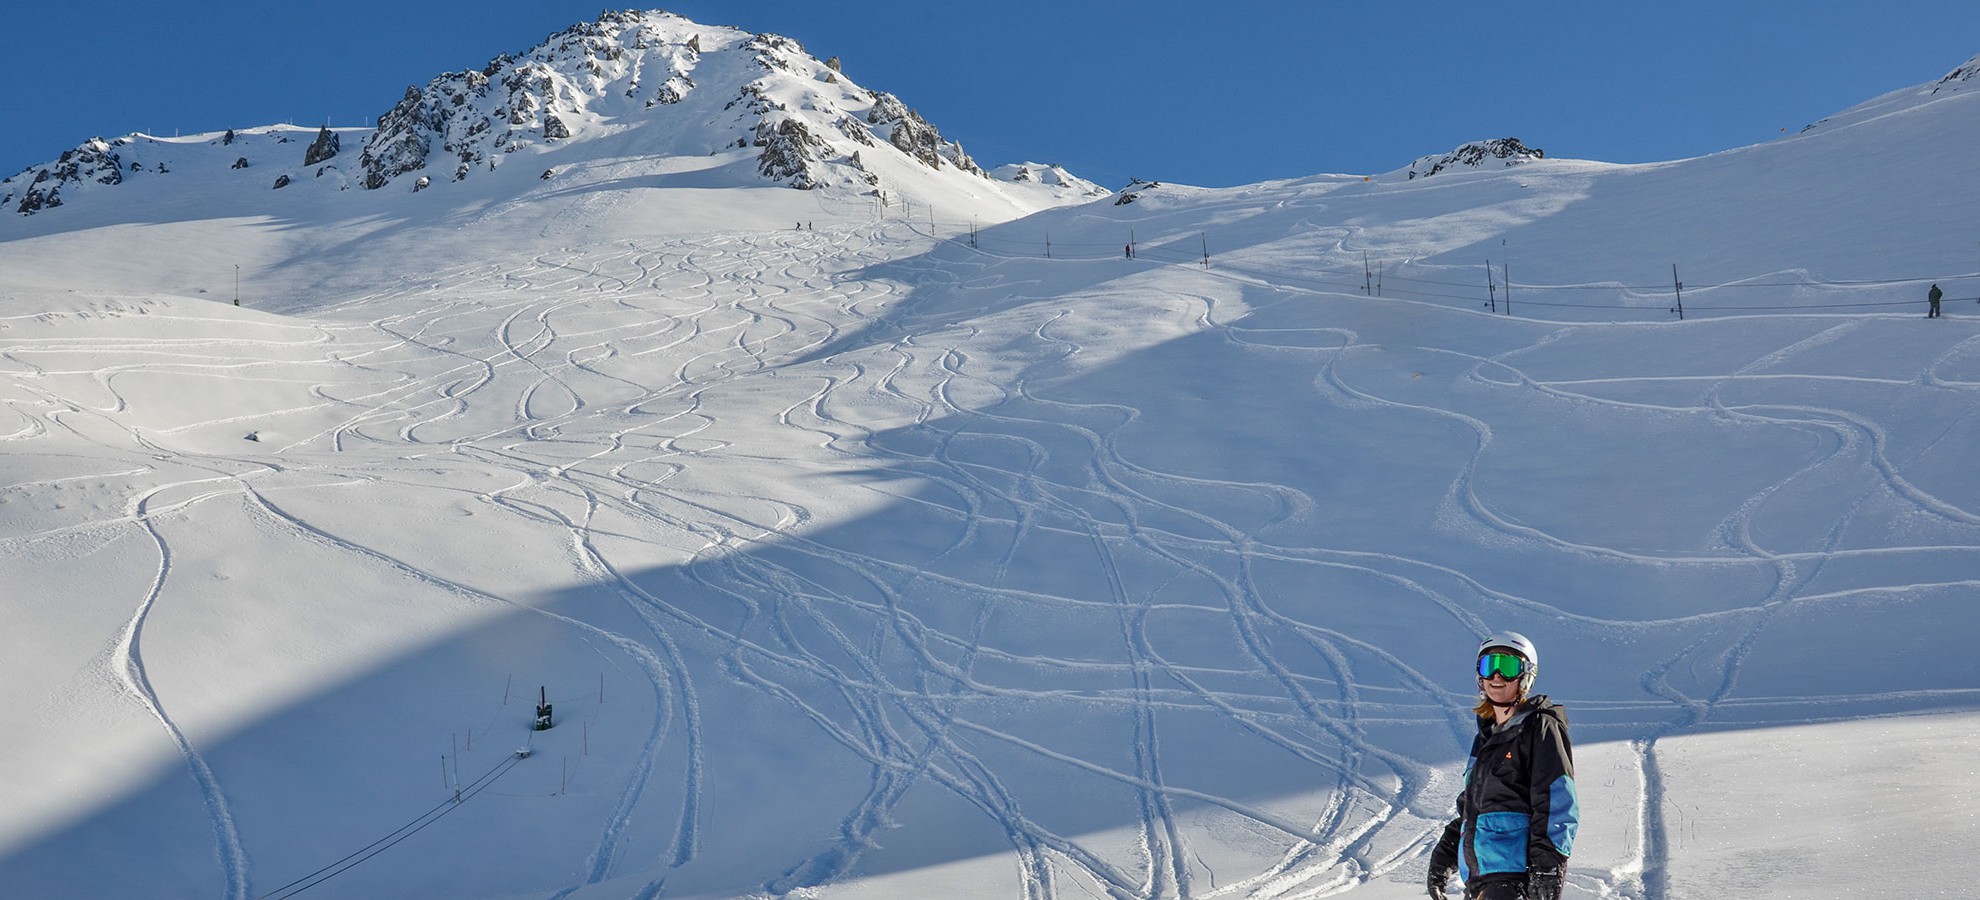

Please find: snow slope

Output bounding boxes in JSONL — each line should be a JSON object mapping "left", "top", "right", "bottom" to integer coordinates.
{"left": 1, "top": 25, "right": 1978, "bottom": 900}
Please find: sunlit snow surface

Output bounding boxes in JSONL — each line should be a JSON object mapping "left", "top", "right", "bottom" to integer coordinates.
{"left": 3, "top": 72, "right": 1979, "bottom": 900}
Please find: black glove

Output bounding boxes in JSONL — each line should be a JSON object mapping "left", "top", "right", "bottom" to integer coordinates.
{"left": 1525, "top": 867, "right": 1563, "bottom": 900}
{"left": 1427, "top": 864, "right": 1455, "bottom": 900}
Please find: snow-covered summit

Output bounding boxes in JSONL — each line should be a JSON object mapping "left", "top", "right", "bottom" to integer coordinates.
{"left": 0, "top": 9, "right": 1106, "bottom": 221}
{"left": 356, "top": 9, "right": 985, "bottom": 194}
{"left": 1401, "top": 137, "right": 1546, "bottom": 180}
{"left": 1929, "top": 51, "right": 1980, "bottom": 95}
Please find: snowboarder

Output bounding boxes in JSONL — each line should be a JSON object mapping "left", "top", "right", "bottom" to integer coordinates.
{"left": 1927, "top": 283, "right": 1943, "bottom": 318}
{"left": 1427, "top": 632, "right": 1577, "bottom": 900}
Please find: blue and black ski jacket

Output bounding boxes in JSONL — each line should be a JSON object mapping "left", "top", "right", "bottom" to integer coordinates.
{"left": 1431, "top": 695, "right": 1578, "bottom": 889}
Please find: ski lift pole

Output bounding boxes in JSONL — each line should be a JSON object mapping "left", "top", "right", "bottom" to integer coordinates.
{"left": 1672, "top": 264, "right": 1685, "bottom": 320}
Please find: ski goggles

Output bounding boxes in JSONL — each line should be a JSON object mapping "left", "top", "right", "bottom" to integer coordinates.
{"left": 1477, "top": 652, "right": 1528, "bottom": 681}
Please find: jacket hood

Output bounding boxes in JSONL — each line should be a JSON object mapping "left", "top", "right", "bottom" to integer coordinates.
{"left": 1479, "top": 694, "right": 1566, "bottom": 738}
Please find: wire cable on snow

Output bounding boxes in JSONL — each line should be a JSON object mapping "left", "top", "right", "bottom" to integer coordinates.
{"left": 254, "top": 752, "right": 525, "bottom": 900}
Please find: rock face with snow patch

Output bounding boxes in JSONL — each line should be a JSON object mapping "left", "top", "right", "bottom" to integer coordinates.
{"left": 1405, "top": 138, "right": 1545, "bottom": 180}
{"left": 6, "top": 137, "right": 124, "bottom": 214}
{"left": 1931, "top": 53, "right": 1980, "bottom": 94}
{"left": 352, "top": 10, "right": 998, "bottom": 195}
{"left": 303, "top": 127, "right": 341, "bottom": 166}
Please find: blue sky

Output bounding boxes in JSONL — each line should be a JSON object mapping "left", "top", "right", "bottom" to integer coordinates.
{"left": 8, "top": 1, "right": 1980, "bottom": 188}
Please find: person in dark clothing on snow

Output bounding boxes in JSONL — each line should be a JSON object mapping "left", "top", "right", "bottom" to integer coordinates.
{"left": 1927, "top": 283, "right": 1943, "bottom": 318}
{"left": 1428, "top": 632, "right": 1578, "bottom": 900}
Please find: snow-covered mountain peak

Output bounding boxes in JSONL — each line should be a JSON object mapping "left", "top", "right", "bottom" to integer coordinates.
{"left": 352, "top": 8, "right": 1105, "bottom": 202}
{"left": 1400, "top": 137, "right": 1546, "bottom": 180}
{"left": 2, "top": 9, "right": 1105, "bottom": 222}
{"left": 1931, "top": 51, "right": 1980, "bottom": 95}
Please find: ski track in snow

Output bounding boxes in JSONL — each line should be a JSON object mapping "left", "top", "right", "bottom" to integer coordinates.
{"left": 121, "top": 478, "right": 255, "bottom": 900}
{"left": 6, "top": 218, "right": 1977, "bottom": 899}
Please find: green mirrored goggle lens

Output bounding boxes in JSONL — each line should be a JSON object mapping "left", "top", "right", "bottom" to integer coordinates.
{"left": 1477, "top": 652, "right": 1526, "bottom": 680}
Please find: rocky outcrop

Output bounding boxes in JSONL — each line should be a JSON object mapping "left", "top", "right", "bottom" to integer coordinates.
{"left": 356, "top": 11, "right": 711, "bottom": 189}
{"left": 865, "top": 91, "right": 983, "bottom": 176}
{"left": 1405, "top": 138, "right": 1545, "bottom": 180}
{"left": 360, "top": 87, "right": 438, "bottom": 189}
{"left": 304, "top": 127, "right": 341, "bottom": 166}
{"left": 1932, "top": 54, "right": 1980, "bottom": 95}
{"left": 755, "top": 116, "right": 831, "bottom": 189}
{"left": 9, "top": 137, "right": 124, "bottom": 214}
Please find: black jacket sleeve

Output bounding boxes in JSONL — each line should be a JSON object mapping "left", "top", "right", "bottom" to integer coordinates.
{"left": 1523, "top": 708, "right": 1577, "bottom": 870}
{"left": 1431, "top": 815, "right": 1460, "bottom": 873}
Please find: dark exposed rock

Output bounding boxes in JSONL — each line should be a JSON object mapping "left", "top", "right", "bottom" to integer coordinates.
{"left": 9, "top": 138, "right": 123, "bottom": 214}
{"left": 1406, "top": 138, "right": 1544, "bottom": 179}
{"left": 304, "top": 127, "right": 341, "bottom": 166}
{"left": 865, "top": 91, "right": 983, "bottom": 177}
{"left": 653, "top": 75, "right": 693, "bottom": 106}
{"left": 755, "top": 116, "right": 830, "bottom": 189}
{"left": 360, "top": 86, "right": 436, "bottom": 189}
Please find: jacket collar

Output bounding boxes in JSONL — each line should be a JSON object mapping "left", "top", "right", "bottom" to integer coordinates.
{"left": 1479, "top": 694, "right": 1557, "bottom": 740}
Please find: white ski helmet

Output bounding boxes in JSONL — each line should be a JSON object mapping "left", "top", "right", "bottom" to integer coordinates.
{"left": 1477, "top": 630, "right": 1539, "bottom": 693}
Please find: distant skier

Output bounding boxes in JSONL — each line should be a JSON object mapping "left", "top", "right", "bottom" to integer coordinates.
{"left": 1427, "top": 632, "right": 1577, "bottom": 900}
{"left": 1927, "top": 283, "right": 1943, "bottom": 318}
